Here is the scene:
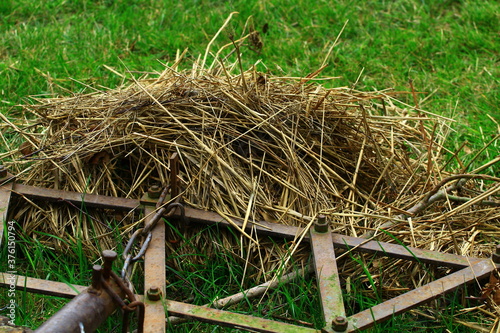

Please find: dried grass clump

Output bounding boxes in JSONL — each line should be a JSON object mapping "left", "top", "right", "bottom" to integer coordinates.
{"left": 4, "top": 64, "right": 438, "bottom": 243}
{"left": 1, "top": 46, "right": 499, "bottom": 326}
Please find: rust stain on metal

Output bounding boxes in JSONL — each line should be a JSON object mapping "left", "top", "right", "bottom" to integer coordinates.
{"left": 35, "top": 285, "right": 124, "bottom": 333}
{"left": 12, "top": 183, "right": 140, "bottom": 211}
{"left": 310, "top": 221, "right": 345, "bottom": 331}
{"left": 166, "top": 299, "right": 318, "bottom": 332}
{"left": 35, "top": 290, "right": 114, "bottom": 332}
{"left": 331, "top": 234, "right": 478, "bottom": 268}
{"left": 143, "top": 205, "right": 166, "bottom": 333}
{"left": 0, "top": 273, "right": 86, "bottom": 298}
{"left": 1, "top": 183, "right": 497, "bottom": 332}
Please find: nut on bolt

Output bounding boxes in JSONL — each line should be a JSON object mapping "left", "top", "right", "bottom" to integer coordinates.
{"left": 147, "top": 286, "right": 162, "bottom": 301}
{"left": 314, "top": 214, "right": 329, "bottom": 233}
{"left": 0, "top": 165, "right": 7, "bottom": 178}
{"left": 492, "top": 245, "right": 500, "bottom": 264}
{"left": 332, "top": 315, "right": 348, "bottom": 332}
{"left": 148, "top": 185, "right": 162, "bottom": 199}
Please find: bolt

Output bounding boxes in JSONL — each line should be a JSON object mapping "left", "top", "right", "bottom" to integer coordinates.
{"left": 90, "top": 265, "right": 102, "bottom": 293}
{"left": 0, "top": 165, "right": 7, "bottom": 178}
{"left": 314, "top": 214, "right": 329, "bottom": 233}
{"left": 147, "top": 286, "right": 162, "bottom": 301}
{"left": 148, "top": 185, "right": 162, "bottom": 199}
{"left": 332, "top": 316, "right": 348, "bottom": 332}
{"left": 492, "top": 245, "right": 500, "bottom": 264}
{"left": 102, "top": 250, "right": 117, "bottom": 280}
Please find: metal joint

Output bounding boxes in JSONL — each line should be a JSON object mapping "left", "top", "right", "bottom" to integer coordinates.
{"left": 148, "top": 185, "right": 162, "bottom": 199}
{"left": 314, "top": 214, "right": 329, "bottom": 233}
{"left": 332, "top": 315, "right": 348, "bottom": 332}
{"left": 147, "top": 286, "right": 162, "bottom": 301}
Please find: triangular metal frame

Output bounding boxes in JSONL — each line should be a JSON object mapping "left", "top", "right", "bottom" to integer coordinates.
{"left": 1, "top": 175, "right": 498, "bottom": 332}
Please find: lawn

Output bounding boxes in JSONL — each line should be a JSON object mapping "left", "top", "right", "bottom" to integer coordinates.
{"left": 1, "top": 0, "right": 499, "bottom": 331}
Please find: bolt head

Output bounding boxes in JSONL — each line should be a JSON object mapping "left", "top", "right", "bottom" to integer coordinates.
{"left": 332, "top": 316, "right": 348, "bottom": 331}
{"left": 147, "top": 286, "right": 162, "bottom": 301}
{"left": 148, "top": 185, "right": 162, "bottom": 199}
{"left": 314, "top": 215, "right": 329, "bottom": 233}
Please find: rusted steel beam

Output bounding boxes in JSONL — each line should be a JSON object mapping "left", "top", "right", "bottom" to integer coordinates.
{"left": 143, "top": 205, "right": 166, "bottom": 333}
{"left": 36, "top": 254, "right": 125, "bottom": 333}
{"left": 347, "top": 259, "right": 497, "bottom": 331}
{"left": 0, "top": 182, "right": 495, "bottom": 333}
{"left": 179, "top": 207, "right": 481, "bottom": 268}
{"left": 0, "top": 272, "right": 86, "bottom": 298}
{"left": 35, "top": 287, "right": 120, "bottom": 333}
{"left": 166, "top": 299, "right": 318, "bottom": 333}
{"left": 331, "top": 234, "right": 477, "bottom": 268}
{"left": 181, "top": 206, "right": 303, "bottom": 240}
{"left": 12, "top": 183, "right": 140, "bottom": 211}
{"left": 310, "top": 216, "right": 346, "bottom": 332}
{"left": 5, "top": 271, "right": 319, "bottom": 333}
{"left": 6, "top": 183, "right": 483, "bottom": 270}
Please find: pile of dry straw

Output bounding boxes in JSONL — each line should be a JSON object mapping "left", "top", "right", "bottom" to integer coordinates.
{"left": 1, "top": 40, "right": 499, "bottom": 328}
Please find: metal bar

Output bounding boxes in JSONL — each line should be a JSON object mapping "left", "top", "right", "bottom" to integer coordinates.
{"left": 0, "top": 272, "right": 86, "bottom": 298}
{"left": 310, "top": 217, "right": 346, "bottom": 332}
{"left": 35, "top": 255, "right": 124, "bottom": 333}
{"left": 4, "top": 182, "right": 492, "bottom": 333}
{"left": 0, "top": 181, "right": 14, "bottom": 247}
{"left": 143, "top": 205, "right": 166, "bottom": 333}
{"left": 6, "top": 183, "right": 483, "bottom": 270}
{"left": 1, "top": 272, "right": 318, "bottom": 333}
{"left": 180, "top": 207, "right": 480, "bottom": 268}
{"left": 347, "top": 259, "right": 497, "bottom": 331}
{"left": 331, "top": 234, "right": 476, "bottom": 268}
{"left": 166, "top": 299, "right": 318, "bottom": 333}
{"left": 12, "top": 183, "right": 140, "bottom": 211}
{"left": 182, "top": 206, "right": 303, "bottom": 240}
{"left": 35, "top": 288, "right": 119, "bottom": 333}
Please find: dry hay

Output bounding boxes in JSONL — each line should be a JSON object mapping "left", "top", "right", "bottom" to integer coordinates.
{"left": 1, "top": 48, "right": 499, "bottom": 327}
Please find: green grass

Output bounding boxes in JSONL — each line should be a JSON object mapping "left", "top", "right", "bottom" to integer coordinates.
{"left": 164, "top": 224, "right": 325, "bottom": 331}
{"left": 1, "top": 0, "right": 499, "bottom": 331}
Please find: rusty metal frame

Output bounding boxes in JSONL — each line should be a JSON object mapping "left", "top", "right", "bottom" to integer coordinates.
{"left": 142, "top": 204, "right": 167, "bottom": 332}
{"left": 1, "top": 178, "right": 499, "bottom": 332}
{"left": 310, "top": 215, "right": 346, "bottom": 331}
